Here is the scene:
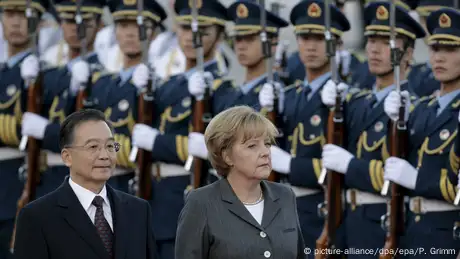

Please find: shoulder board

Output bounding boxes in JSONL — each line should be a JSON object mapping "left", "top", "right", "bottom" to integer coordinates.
{"left": 452, "top": 99, "right": 460, "bottom": 109}
{"left": 351, "top": 51, "right": 367, "bottom": 63}
{"left": 42, "top": 63, "right": 58, "bottom": 72}
{"left": 285, "top": 80, "right": 302, "bottom": 93}
{"left": 212, "top": 78, "right": 232, "bottom": 91}
{"left": 92, "top": 70, "right": 114, "bottom": 84}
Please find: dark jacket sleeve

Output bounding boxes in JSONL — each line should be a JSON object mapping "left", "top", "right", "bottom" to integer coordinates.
{"left": 291, "top": 189, "right": 306, "bottom": 259}
{"left": 175, "top": 191, "right": 209, "bottom": 259}
{"left": 13, "top": 206, "right": 49, "bottom": 259}
{"left": 146, "top": 201, "right": 159, "bottom": 259}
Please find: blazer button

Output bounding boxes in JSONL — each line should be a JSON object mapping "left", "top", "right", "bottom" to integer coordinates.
{"left": 260, "top": 231, "right": 267, "bottom": 238}
{"left": 264, "top": 251, "right": 271, "bottom": 258}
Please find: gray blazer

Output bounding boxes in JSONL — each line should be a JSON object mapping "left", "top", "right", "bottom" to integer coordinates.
{"left": 175, "top": 179, "right": 306, "bottom": 259}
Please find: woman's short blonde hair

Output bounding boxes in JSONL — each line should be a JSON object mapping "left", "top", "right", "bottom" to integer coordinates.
{"left": 204, "top": 106, "right": 278, "bottom": 177}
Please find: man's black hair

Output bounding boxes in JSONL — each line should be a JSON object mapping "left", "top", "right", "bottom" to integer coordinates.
{"left": 59, "top": 109, "right": 114, "bottom": 150}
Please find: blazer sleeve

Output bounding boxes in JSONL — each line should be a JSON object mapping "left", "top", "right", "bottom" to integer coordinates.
{"left": 13, "top": 206, "right": 49, "bottom": 259}
{"left": 146, "top": 201, "right": 159, "bottom": 259}
{"left": 291, "top": 189, "right": 306, "bottom": 259}
{"left": 175, "top": 191, "right": 209, "bottom": 259}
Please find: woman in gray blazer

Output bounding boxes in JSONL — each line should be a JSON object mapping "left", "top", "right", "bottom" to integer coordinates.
{"left": 175, "top": 106, "right": 306, "bottom": 259}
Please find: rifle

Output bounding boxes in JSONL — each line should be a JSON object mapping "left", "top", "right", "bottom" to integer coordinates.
{"left": 379, "top": 1, "right": 407, "bottom": 258}
{"left": 128, "top": 0, "right": 155, "bottom": 200}
{"left": 259, "top": 0, "right": 282, "bottom": 183}
{"left": 11, "top": 0, "right": 44, "bottom": 252}
{"left": 184, "top": 0, "right": 212, "bottom": 189}
{"left": 316, "top": 0, "right": 345, "bottom": 257}
{"left": 271, "top": 2, "right": 290, "bottom": 86}
{"left": 75, "top": 0, "right": 96, "bottom": 110}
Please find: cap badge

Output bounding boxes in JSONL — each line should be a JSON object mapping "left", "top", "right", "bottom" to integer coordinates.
{"left": 237, "top": 3, "right": 248, "bottom": 19}
{"left": 376, "top": 5, "right": 388, "bottom": 20}
{"left": 439, "top": 13, "right": 451, "bottom": 28}
{"left": 307, "top": 3, "right": 321, "bottom": 18}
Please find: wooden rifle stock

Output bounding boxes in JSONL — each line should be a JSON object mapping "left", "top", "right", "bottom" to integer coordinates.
{"left": 10, "top": 70, "right": 44, "bottom": 252}
{"left": 379, "top": 106, "right": 407, "bottom": 259}
{"left": 135, "top": 79, "right": 154, "bottom": 200}
{"left": 267, "top": 107, "right": 281, "bottom": 183}
{"left": 76, "top": 76, "right": 93, "bottom": 111}
{"left": 316, "top": 95, "right": 345, "bottom": 259}
{"left": 192, "top": 91, "right": 212, "bottom": 189}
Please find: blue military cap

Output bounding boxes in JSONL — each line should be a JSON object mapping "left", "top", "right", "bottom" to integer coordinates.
{"left": 111, "top": 0, "right": 167, "bottom": 24}
{"left": 228, "top": 0, "right": 289, "bottom": 36}
{"left": 289, "top": 0, "right": 350, "bottom": 37}
{"left": 174, "top": 0, "right": 229, "bottom": 27}
{"left": 426, "top": 8, "right": 460, "bottom": 46}
{"left": 416, "top": 0, "right": 457, "bottom": 17}
{"left": 54, "top": 0, "right": 106, "bottom": 20}
{"left": 365, "top": 0, "right": 419, "bottom": 11}
{"left": 0, "top": 0, "right": 50, "bottom": 14}
{"left": 364, "top": 1, "right": 426, "bottom": 40}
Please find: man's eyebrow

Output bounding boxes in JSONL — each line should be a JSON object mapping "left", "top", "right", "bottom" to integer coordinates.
{"left": 83, "top": 137, "right": 115, "bottom": 145}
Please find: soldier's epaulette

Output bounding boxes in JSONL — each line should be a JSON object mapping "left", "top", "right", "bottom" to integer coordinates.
{"left": 347, "top": 88, "right": 371, "bottom": 102}
{"left": 413, "top": 95, "right": 434, "bottom": 108}
{"left": 452, "top": 99, "right": 460, "bottom": 109}
{"left": 351, "top": 51, "right": 367, "bottom": 63}
{"left": 41, "top": 63, "right": 58, "bottom": 72}
{"left": 286, "top": 80, "right": 302, "bottom": 93}
{"left": 212, "top": 78, "right": 228, "bottom": 91}
{"left": 92, "top": 70, "right": 114, "bottom": 84}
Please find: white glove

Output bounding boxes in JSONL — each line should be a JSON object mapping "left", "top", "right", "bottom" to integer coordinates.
{"left": 188, "top": 132, "right": 208, "bottom": 159}
{"left": 259, "top": 82, "right": 283, "bottom": 112}
{"left": 458, "top": 110, "right": 460, "bottom": 123}
{"left": 270, "top": 146, "right": 291, "bottom": 174}
{"left": 384, "top": 157, "right": 418, "bottom": 190}
{"left": 335, "top": 50, "right": 352, "bottom": 76}
{"left": 320, "top": 79, "right": 349, "bottom": 106}
{"left": 384, "top": 90, "right": 411, "bottom": 122}
{"left": 132, "top": 63, "right": 149, "bottom": 90}
{"left": 70, "top": 60, "right": 90, "bottom": 95}
{"left": 188, "top": 71, "right": 213, "bottom": 100}
{"left": 21, "top": 112, "right": 49, "bottom": 140}
{"left": 131, "top": 124, "right": 159, "bottom": 152}
{"left": 20, "top": 55, "right": 39, "bottom": 81}
{"left": 321, "top": 144, "right": 354, "bottom": 174}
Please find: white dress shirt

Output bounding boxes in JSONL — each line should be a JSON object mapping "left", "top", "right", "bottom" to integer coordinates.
{"left": 69, "top": 177, "right": 114, "bottom": 231}
{"left": 245, "top": 200, "right": 265, "bottom": 225}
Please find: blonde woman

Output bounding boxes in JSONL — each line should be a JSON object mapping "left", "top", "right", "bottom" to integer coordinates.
{"left": 175, "top": 106, "right": 305, "bottom": 259}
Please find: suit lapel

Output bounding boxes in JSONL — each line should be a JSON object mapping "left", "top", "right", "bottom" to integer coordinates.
{"left": 260, "top": 181, "right": 280, "bottom": 229}
{"left": 219, "top": 179, "right": 263, "bottom": 231}
{"left": 108, "top": 186, "right": 128, "bottom": 259}
{"left": 57, "top": 179, "right": 111, "bottom": 259}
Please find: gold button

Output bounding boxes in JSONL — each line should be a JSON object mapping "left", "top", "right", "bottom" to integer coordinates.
{"left": 415, "top": 215, "right": 421, "bottom": 222}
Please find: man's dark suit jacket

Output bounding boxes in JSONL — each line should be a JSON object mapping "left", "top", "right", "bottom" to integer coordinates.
{"left": 13, "top": 177, "right": 158, "bottom": 259}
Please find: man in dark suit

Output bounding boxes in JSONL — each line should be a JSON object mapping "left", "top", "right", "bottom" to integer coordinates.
{"left": 13, "top": 109, "right": 158, "bottom": 259}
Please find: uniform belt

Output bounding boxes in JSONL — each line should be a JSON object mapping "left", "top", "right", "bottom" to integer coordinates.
{"left": 346, "top": 189, "right": 386, "bottom": 205}
{"left": 0, "top": 147, "right": 24, "bottom": 161}
{"left": 151, "top": 163, "right": 189, "bottom": 178}
{"left": 46, "top": 151, "right": 65, "bottom": 166}
{"left": 283, "top": 183, "right": 320, "bottom": 197}
{"left": 409, "top": 197, "right": 460, "bottom": 214}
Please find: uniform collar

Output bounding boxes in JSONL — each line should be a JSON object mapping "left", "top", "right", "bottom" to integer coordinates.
{"left": 68, "top": 176, "right": 110, "bottom": 212}
{"left": 303, "top": 71, "right": 331, "bottom": 94}
{"left": 372, "top": 80, "right": 408, "bottom": 105}
{"left": 118, "top": 65, "right": 137, "bottom": 86}
{"left": 7, "top": 49, "right": 31, "bottom": 68}
{"left": 437, "top": 88, "right": 460, "bottom": 114}
{"left": 240, "top": 73, "right": 267, "bottom": 95}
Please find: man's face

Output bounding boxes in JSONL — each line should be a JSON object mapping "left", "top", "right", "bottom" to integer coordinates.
{"left": 366, "top": 36, "right": 406, "bottom": 76}
{"left": 297, "top": 34, "right": 328, "bottom": 70}
{"left": 61, "top": 17, "right": 100, "bottom": 49}
{"left": 116, "top": 19, "right": 154, "bottom": 56}
{"left": 430, "top": 45, "right": 460, "bottom": 83}
{"left": 2, "top": 9, "right": 29, "bottom": 47}
{"left": 233, "top": 33, "right": 278, "bottom": 67}
{"left": 62, "top": 120, "right": 117, "bottom": 185}
{"left": 177, "top": 24, "right": 219, "bottom": 59}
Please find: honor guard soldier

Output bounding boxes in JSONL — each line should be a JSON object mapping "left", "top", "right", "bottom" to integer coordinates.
{"left": 407, "top": 0, "right": 458, "bottom": 97}
{"left": 321, "top": 1, "right": 425, "bottom": 257}
{"left": 19, "top": 0, "right": 107, "bottom": 198}
{"left": 186, "top": 0, "right": 289, "bottom": 181}
{"left": 284, "top": 0, "right": 372, "bottom": 89}
{"left": 83, "top": 0, "right": 167, "bottom": 193}
{"left": 130, "top": 0, "right": 229, "bottom": 258}
{"left": 0, "top": 0, "right": 49, "bottom": 257}
{"left": 258, "top": 0, "right": 350, "bottom": 254}
{"left": 384, "top": 8, "right": 460, "bottom": 258}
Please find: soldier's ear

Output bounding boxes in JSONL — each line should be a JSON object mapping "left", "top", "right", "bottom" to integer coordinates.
{"left": 61, "top": 149, "right": 72, "bottom": 168}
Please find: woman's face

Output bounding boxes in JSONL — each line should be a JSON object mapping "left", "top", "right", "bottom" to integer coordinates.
{"left": 225, "top": 135, "right": 272, "bottom": 180}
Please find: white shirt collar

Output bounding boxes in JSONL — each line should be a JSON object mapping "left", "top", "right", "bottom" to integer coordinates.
{"left": 68, "top": 177, "right": 110, "bottom": 211}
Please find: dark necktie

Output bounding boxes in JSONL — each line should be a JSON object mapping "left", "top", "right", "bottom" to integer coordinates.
{"left": 92, "top": 196, "right": 114, "bottom": 258}
{"left": 368, "top": 94, "right": 377, "bottom": 107}
{"left": 426, "top": 100, "right": 440, "bottom": 125}
{"left": 303, "top": 86, "right": 312, "bottom": 100}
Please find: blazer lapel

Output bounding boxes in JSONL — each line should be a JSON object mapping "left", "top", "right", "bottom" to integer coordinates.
{"left": 219, "top": 179, "right": 263, "bottom": 231}
{"left": 108, "top": 185, "right": 128, "bottom": 259}
{"left": 57, "top": 178, "right": 111, "bottom": 259}
{"left": 260, "top": 181, "right": 281, "bottom": 229}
